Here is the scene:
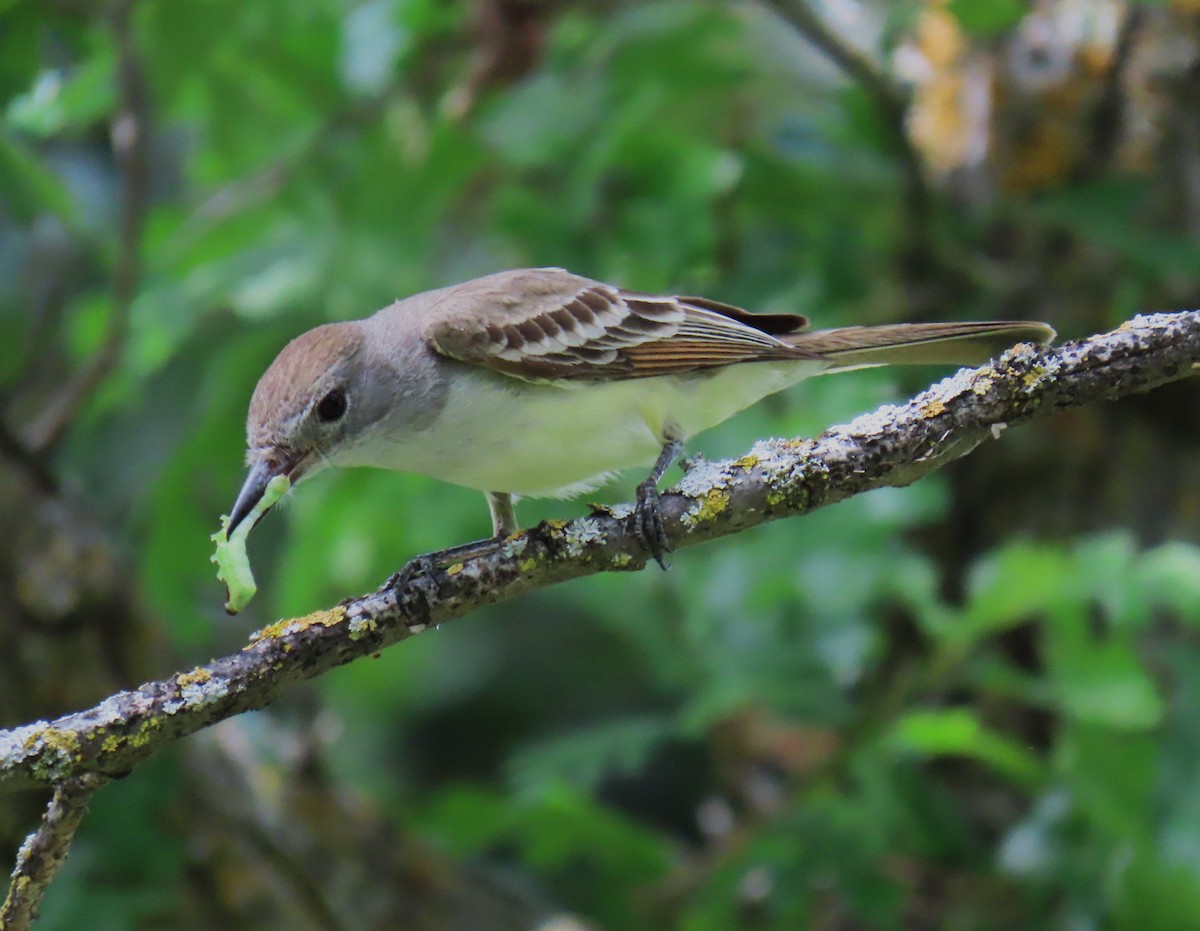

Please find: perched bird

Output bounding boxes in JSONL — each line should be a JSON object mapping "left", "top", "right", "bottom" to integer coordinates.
{"left": 228, "top": 267, "right": 1054, "bottom": 565}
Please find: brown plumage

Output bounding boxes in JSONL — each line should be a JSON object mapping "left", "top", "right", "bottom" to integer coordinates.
{"left": 246, "top": 323, "right": 364, "bottom": 455}
{"left": 424, "top": 268, "right": 1053, "bottom": 381}
{"left": 230, "top": 267, "right": 1055, "bottom": 563}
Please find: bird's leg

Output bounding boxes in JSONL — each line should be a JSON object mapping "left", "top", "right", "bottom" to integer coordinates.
{"left": 486, "top": 491, "right": 518, "bottom": 537}
{"left": 384, "top": 535, "right": 510, "bottom": 596}
{"left": 384, "top": 493, "right": 519, "bottom": 599}
{"left": 634, "top": 437, "right": 683, "bottom": 570}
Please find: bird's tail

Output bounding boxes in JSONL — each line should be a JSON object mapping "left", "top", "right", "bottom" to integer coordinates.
{"left": 783, "top": 321, "right": 1056, "bottom": 371}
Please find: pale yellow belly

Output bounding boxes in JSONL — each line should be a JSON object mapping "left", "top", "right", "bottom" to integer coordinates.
{"left": 346, "top": 360, "right": 829, "bottom": 497}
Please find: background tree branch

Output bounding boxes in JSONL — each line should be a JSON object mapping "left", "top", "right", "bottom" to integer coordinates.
{"left": 23, "top": 0, "right": 151, "bottom": 453}
{"left": 759, "top": 0, "right": 933, "bottom": 256}
{"left": 0, "top": 774, "right": 106, "bottom": 931}
{"left": 1, "top": 309, "right": 1197, "bottom": 799}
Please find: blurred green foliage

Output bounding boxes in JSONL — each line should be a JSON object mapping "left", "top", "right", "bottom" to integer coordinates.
{"left": 4, "top": 0, "right": 1200, "bottom": 928}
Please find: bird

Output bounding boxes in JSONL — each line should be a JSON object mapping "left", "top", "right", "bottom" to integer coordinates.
{"left": 227, "top": 267, "right": 1054, "bottom": 566}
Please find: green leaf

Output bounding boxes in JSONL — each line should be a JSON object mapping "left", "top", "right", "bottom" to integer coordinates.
{"left": 5, "top": 42, "right": 115, "bottom": 136}
{"left": 946, "top": 0, "right": 1026, "bottom": 36}
{"left": 959, "top": 540, "right": 1076, "bottom": 641}
{"left": 1045, "top": 608, "right": 1163, "bottom": 729}
{"left": 0, "top": 130, "right": 78, "bottom": 223}
{"left": 1139, "top": 542, "right": 1200, "bottom": 624}
{"left": 1113, "top": 851, "right": 1200, "bottom": 931}
{"left": 886, "top": 708, "right": 1046, "bottom": 786}
{"left": 1073, "top": 532, "right": 1146, "bottom": 628}
{"left": 506, "top": 714, "right": 673, "bottom": 792}
{"left": 1032, "top": 180, "right": 1200, "bottom": 276}
{"left": 417, "top": 783, "right": 671, "bottom": 927}
{"left": 414, "top": 785, "right": 514, "bottom": 854}
{"left": 1059, "top": 726, "right": 1158, "bottom": 840}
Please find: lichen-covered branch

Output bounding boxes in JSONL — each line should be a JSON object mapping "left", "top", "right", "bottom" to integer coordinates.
{"left": 0, "top": 774, "right": 106, "bottom": 930}
{"left": 0, "top": 312, "right": 1197, "bottom": 795}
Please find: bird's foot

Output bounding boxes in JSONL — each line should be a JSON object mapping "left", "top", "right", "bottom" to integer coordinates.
{"left": 383, "top": 536, "right": 509, "bottom": 598}
{"left": 385, "top": 554, "right": 436, "bottom": 596}
{"left": 633, "top": 479, "right": 672, "bottom": 570}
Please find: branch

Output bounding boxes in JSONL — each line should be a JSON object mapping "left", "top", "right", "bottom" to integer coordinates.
{"left": 1082, "top": 4, "right": 1146, "bottom": 178}
{"left": 0, "top": 775, "right": 106, "bottom": 930}
{"left": 760, "top": 0, "right": 932, "bottom": 250}
{"left": 0, "top": 421, "right": 56, "bottom": 496}
{"left": 25, "top": 0, "right": 151, "bottom": 452}
{"left": 0, "top": 312, "right": 1197, "bottom": 795}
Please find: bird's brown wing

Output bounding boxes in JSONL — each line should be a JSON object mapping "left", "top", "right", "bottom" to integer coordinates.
{"left": 423, "top": 267, "right": 810, "bottom": 381}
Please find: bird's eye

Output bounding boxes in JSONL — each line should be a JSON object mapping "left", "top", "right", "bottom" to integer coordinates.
{"left": 316, "top": 388, "right": 348, "bottom": 423}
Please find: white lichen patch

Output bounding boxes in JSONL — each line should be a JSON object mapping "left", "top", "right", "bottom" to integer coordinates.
{"left": 1020, "top": 354, "right": 1063, "bottom": 390}
{"left": 15, "top": 829, "right": 36, "bottom": 861}
{"left": 991, "top": 422, "right": 1008, "bottom": 439}
{"left": 744, "top": 439, "right": 806, "bottom": 486}
{"left": 676, "top": 457, "right": 736, "bottom": 497}
{"left": 1124, "top": 311, "right": 1187, "bottom": 331}
{"left": 500, "top": 535, "right": 528, "bottom": 558}
{"left": 9, "top": 722, "right": 82, "bottom": 777}
{"left": 841, "top": 403, "right": 906, "bottom": 438}
{"left": 0, "top": 720, "right": 51, "bottom": 762}
{"left": 927, "top": 366, "right": 984, "bottom": 402}
{"left": 747, "top": 438, "right": 794, "bottom": 461}
{"left": 90, "top": 691, "right": 149, "bottom": 727}
{"left": 1001, "top": 342, "right": 1043, "bottom": 364}
{"left": 165, "top": 677, "right": 231, "bottom": 715}
{"left": 563, "top": 517, "right": 604, "bottom": 555}
{"left": 819, "top": 427, "right": 872, "bottom": 462}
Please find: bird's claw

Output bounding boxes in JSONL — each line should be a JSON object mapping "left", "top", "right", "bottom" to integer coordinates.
{"left": 385, "top": 554, "right": 436, "bottom": 595}
{"left": 633, "top": 480, "right": 672, "bottom": 570}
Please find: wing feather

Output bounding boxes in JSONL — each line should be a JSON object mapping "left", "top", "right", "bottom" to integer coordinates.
{"left": 424, "top": 268, "right": 809, "bottom": 382}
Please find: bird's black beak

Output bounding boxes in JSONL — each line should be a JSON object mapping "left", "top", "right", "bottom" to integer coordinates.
{"left": 227, "top": 458, "right": 282, "bottom": 538}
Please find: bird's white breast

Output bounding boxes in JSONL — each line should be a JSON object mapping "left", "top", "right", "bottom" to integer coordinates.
{"left": 344, "top": 360, "right": 829, "bottom": 498}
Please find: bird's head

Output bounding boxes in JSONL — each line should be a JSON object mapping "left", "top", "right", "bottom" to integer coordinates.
{"left": 228, "top": 322, "right": 375, "bottom": 536}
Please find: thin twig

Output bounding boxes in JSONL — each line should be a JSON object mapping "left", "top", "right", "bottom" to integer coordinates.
{"left": 768, "top": 0, "right": 908, "bottom": 108}
{"left": 0, "top": 774, "right": 107, "bottom": 931}
{"left": 0, "top": 421, "right": 57, "bottom": 495}
{"left": 166, "top": 89, "right": 395, "bottom": 261}
{"left": 1082, "top": 5, "right": 1146, "bottom": 177}
{"left": 25, "top": 0, "right": 151, "bottom": 452}
{"left": 0, "top": 311, "right": 1196, "bottom": 794}
{"left": 760, "top": 0, "right": 933, "bottom": 256}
